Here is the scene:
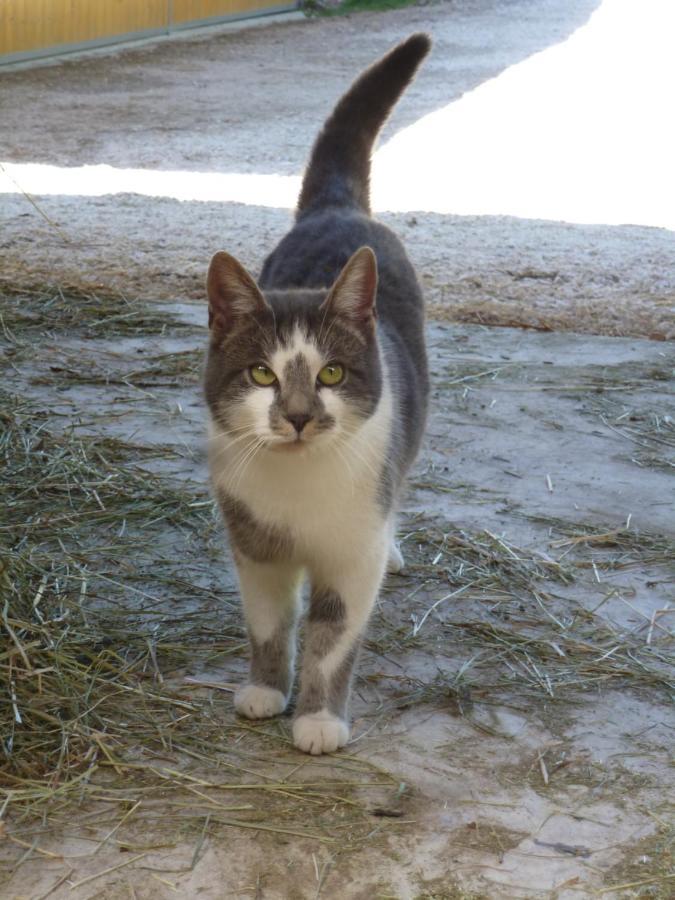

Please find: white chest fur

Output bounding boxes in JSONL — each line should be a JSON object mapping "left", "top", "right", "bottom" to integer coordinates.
{"left": 208, "top": 383, "right": 393, "bottom": 566}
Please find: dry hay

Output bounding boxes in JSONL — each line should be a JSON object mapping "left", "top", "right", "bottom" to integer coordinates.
{"left": 1, "top": 284, "right": 673, "bottom": 888}
{"left": 0, "top": 282, "right": 190, "bottom": 338}
{"left": 587, "top": 395, "right": 675, "bottom": 473}
{"left": 0, "top": 287, "right": 400, "bottom": 874}
{"left": 371, "top": 518, "right": 674, "bottom": 711}
{"left": 0, "top": 390, "right": 401, "bottom": 875}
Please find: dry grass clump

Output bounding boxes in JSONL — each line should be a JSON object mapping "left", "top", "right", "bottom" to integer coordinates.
{"left": 34, "top": 347, "right": 204, "bottom": 389}
{"left": 598, "top": 818, "right": 674, "bottom": 898}
{"left": 527, "top": 513, "right": 675, "bottom": 570}
{"left": 0, "top": 392, "right": 398, "bottom": 872}
{"left": 426, "top": 283, "right": 674, "bottom": 340}
{"left": 590, "top": 395, "right": 675, "bottom": 472}
{"left": 0, "top": 283, "right": 189, "bottom": 338}
{"left": 371, "top": 518, "right": 674, "bottom": 706}
{"left": 1, "top": 391, "right": 214, "bottom": 782}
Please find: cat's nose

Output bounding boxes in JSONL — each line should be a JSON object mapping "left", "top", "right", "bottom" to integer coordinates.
{"left": 286, "top": 413, "right": 312, "bottom": 434}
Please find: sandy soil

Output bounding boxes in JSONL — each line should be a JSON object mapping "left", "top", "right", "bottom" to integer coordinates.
{"left": 1, "top": 1, "right": 674, "bottom": 898}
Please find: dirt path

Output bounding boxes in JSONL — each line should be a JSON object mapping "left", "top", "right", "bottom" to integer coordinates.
{"left": 1, "top": 2, "right": 674, "bottom": 898}
{"left": 1, "top": 0, "right": 674, "bottom": 337}
{"left": 1, "top": 293, "right": 673, "bottom": 898}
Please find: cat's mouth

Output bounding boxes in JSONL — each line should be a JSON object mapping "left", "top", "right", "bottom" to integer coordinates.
{"left": 269, "top": 436, "right": 312, "bottom": 453}
{"left": 272, "top": 442, "right": 306, "bottom": 453}
{"left": 268, "top": 428, "right": 335, "bottom": 452}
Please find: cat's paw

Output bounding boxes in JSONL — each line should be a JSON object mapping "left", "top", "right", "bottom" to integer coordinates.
{"left": 234, "top": 684, "right": 287, "bottom": 719}
{"left": 292, "top": 710, "right": 350, "bottom": 755}
{"left": 387, "top": 542, "right": 405, "bottom": 573}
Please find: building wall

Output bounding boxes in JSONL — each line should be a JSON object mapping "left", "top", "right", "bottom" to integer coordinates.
{"left": 0, "top": 0, "right": 294, "bottom": 64}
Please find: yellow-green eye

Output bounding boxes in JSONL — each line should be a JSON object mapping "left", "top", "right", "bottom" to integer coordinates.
{"left": 250, "top": 364, "right": 277, "bottom": 386}
{"left": 317, "top": 364, "right": 344, "bottom": 386}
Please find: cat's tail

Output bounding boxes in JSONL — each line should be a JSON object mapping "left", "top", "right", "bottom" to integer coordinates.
{"left": 296, "top": 32, "right": 431, "bottom": 218}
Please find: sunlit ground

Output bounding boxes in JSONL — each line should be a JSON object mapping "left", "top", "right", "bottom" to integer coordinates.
{"left": 0, "top": 162, "right": 299, "bottom": 207}
{"left": 373, "top": 0, "right": 675, "bottom": 229}
{"left": 1, "top": 0, "right": 674, "bottom": 230}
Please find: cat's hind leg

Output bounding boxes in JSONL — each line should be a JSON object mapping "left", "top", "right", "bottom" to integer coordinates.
{"left": 387, "top": 541, "right": 405, "bottom": 574}
{"left": 234, "top": 557, "right": 302, "bottom": 720}
{"left": 386, "top": 516, "right": 405, "bottom": 574}
{"left": 293, "top": 539, "right": 387, "bottom": 754}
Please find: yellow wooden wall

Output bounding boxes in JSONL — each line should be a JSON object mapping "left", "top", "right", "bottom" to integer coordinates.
{"left": 172, "top": 0, "right": 285, "bottom": 25}
{"left": 0, "top": 0, "right": 292, "bottom": 60}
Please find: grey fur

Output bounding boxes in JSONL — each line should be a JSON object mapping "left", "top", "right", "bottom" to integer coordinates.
{"left": 217, "top": 490, "right": 292, "bottom": 563}
{"left": 297, "top": 33, "right": 432, "bottom": 216}
{"left": 267, "top": 352, "right": 337, "bottom": 435}
{"left": 205, "top": 35, "right": 431, "bottom": 745}
{"left": 308, "top": 587, "right": 346, "bottom": 625}
{"left": 204, "top": 285, "right": 381, "bottom": 440}
{"left": 249, "top": 614, "right": 297, "bottom": 697}
{"left": 295, "top": 588, "right": 358, "bottom": 719}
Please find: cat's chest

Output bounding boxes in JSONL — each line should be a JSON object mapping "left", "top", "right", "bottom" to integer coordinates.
{"left": 210, "top": 439, "right": 385, "bottom": 555}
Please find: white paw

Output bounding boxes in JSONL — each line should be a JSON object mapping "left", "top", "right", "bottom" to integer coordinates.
{"left": 234, "top": 684, "right": 287, "bottom": 719}
{"left": 387, "top": 542, "right": 405, "bottom": 573}
{"left": 293, "top": 711, "right": 350, "bottom": 755}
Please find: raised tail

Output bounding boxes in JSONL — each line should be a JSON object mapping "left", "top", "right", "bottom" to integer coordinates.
{"left": 296, "top": 32, "right": 431, "bottom": 219}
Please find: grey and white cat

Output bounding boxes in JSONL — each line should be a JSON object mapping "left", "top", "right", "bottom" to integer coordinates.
{"left": 205, "top": 34, "right": 431, "bottom": 755}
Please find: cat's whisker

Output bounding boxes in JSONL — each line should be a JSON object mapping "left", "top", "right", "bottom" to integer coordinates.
{"left": 339, "top": 420, "right": 389, "bottom": 479}
{"left": 212, "top": 419, "right": 261, "bottom": 440}
{"left": 330, "top": 437, "right": 357, "bottom": 488}
{"left": 229, "top": 439, "right": 266, "bottom": 494}
{"left": 227, "top": 434, "right": 260, "bottom": 468}
{"left": 210, "top": 431, "right": 262, "bottom": 463}
{"left": 218, "top": 417, "right": 265, "bottom": 433}
{"left": 226, "top": 432, "right": 268, "bottom": 485}
{"left": 216, "top": 434, "right": 259, "bottom": 483}
{"left": 220, "top": 425, "right": 260, "bottom": 440}
{"left": 222, "top": 427, "right": 262, "bottom": 443}
{"left": 339, "top": 437, "right": 382, "bottom": 483}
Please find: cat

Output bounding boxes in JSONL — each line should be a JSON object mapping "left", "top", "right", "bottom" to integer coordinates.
{"left": 204, "top": 33, "right": 431, "bottom": 755}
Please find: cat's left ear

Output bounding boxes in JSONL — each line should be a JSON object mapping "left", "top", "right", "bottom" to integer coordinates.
{"left": 322, "top": 246, "right": 378, "bottom": 328}
{"left": 207, "top": 251, "right": 269, "bottom": 333}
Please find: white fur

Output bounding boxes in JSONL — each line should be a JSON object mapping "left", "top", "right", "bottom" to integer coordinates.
{"left": 317, "top": 533, "right": 388, "bottom": 683}
{"left": 387, "top": 542, "right": 405, "bottom": 573}
{"left": 235, "top": 684, "right": 287, "bottom": 719}
{"left": 237, "top": 558, "right": 300, "bottom": 644}
{"left": 210, "top": 335, "right": 397, "bottom": 754}
{"left": 209, "top": 342, "right": 394, "bottom": 573}
{"left": 270, "top": 325, "right": 323, "bottom": 381}
{"left": 387, "top": 516, "right": 405, "bottom": 573}
{"left": 292, "top": 709, "right": 350, "bottom": 755}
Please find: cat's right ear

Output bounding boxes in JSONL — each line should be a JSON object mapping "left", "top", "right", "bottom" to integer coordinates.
{"left": 207, "top": 251, "right": 269, "bottom": 333}
{"left": 322, "top": 246, "right": 378, "bottom": 331}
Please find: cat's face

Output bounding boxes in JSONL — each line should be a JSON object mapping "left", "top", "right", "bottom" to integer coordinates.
{"left": 204, "top": 247, "right": 382, "bottom": 453}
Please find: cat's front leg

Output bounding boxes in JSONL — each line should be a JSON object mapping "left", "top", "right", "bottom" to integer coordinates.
{"left": 293, "top": 542, "right": 387, "bottom": 754}
{"left": 234, "top": 556, "right": 302, "bottom": 719}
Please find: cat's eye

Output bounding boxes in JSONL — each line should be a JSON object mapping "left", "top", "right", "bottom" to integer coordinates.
{"left": 250, "top": 364, "right": 277, "bottom": 386}
{"left": 317, "top": 364, "right": 344, "bottom": 386}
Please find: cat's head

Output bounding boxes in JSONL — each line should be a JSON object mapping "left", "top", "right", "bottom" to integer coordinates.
{"left": 204, "top": 247, "right": 382, "bottom": 452}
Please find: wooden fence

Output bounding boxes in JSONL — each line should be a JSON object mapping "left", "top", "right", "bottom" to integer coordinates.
{"left": 0, "top": 0, "right": 297, "bottom": 65}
